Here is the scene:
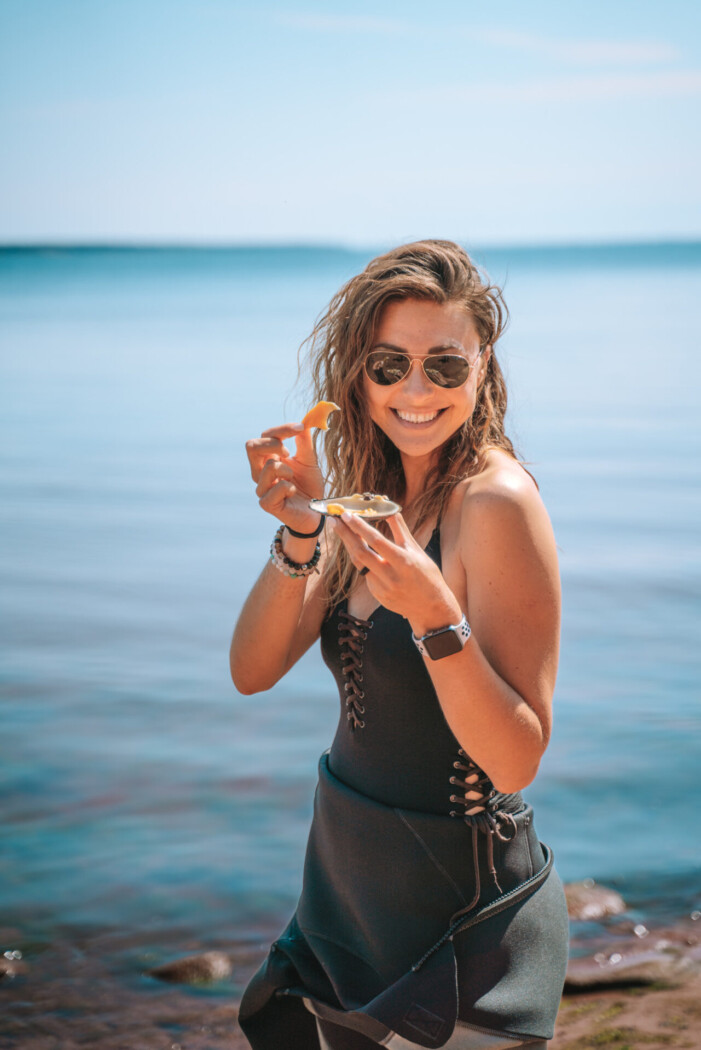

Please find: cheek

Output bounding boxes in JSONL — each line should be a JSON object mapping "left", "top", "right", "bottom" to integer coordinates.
{"left": 361, "top": 374, "right": 387, "bottom": 422}
{"left": 454, "top": 385, "right": 480, "bottom": 425}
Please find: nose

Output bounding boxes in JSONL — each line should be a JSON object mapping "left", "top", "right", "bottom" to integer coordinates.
{"left": 402, "top": 358, "right": 434, "bottom": 396}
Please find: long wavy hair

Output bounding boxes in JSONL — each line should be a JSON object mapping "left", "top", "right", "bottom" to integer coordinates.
{"left": 301, "top": 239, "right": 517, "bottom": 607}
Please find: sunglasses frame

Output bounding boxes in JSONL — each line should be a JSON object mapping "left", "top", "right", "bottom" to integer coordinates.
{"left": 364, "top": 346, "right": 486, "bottom": 389}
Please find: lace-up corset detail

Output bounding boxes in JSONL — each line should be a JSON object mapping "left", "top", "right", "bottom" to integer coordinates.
{"left": 449, "top": 748, "right": 517, "bottom": 835}
{"left": 337, "top": 609, "right": 373, "bottom": 730}
{"left": 448, "top": 748, "right": 518, "bottom": 903}
{"left": 450, "top": 749, "right": 495, "bottom": 821}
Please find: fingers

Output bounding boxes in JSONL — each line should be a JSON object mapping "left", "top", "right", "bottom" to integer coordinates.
{"left": 255, "top": 457, "right": 294, "bottom": 498}
{"left": 246, "top": 423, "right": 319, "bottom": 482}
{"left": 258, "top": 479, "right": 296, "bottom": 516}
{"left": 246, "top": 436, "right": 291, "bottom": 461}
{"left": 260, "top": 423, "right": 305, "bottom": 440}
{"left": 385, "top": 512, "right": 414, "bottom": 545}
{"left": 334, "top": 523, "right": 385, "bottom": 574}
{"left": 246, "top": 437, "right": 289, "bottom": 482}
{"left": 334, "top": 511, "right": 425, "bottom": 581}
{"left": 338, "top": 510, "right": 408, "bottom": 559}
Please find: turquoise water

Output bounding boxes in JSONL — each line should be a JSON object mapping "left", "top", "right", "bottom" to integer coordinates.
{"left": 1, "top": 243, "right": 700, "bottom": 960}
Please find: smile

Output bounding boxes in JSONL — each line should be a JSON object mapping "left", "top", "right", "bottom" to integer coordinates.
{"left": 392, "top": 408, "right": 445, "bottom": 424}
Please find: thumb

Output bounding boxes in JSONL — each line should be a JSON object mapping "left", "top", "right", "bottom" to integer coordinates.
{"left": 293, "top": 425, "right": 319, "bottom": 466}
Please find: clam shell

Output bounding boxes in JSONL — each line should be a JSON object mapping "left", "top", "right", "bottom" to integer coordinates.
{"left": 310, "top": 494, "right": 401, "bottom": 522}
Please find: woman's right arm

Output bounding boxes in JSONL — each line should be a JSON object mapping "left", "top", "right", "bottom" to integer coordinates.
{"left": 229, "top": 423, "right": 330, "bottom": 694}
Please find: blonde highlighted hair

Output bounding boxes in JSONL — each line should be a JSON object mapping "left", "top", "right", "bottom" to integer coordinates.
{"left": 301, "top": 239, "right": 517, "bottom": 607}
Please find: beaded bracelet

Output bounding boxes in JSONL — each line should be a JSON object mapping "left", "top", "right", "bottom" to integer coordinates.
{"left": 270, "top": 524, "right": 321, "bottom": 578}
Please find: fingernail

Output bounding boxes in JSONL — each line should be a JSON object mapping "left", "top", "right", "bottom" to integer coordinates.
{"left": 341, "top": 512, "right": 352, "bottom": 523}
{"left": 292, "top": 423, "right": 304, "bottom": 431}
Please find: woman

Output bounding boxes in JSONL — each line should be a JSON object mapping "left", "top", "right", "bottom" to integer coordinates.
{"left": 231, "top": 241, "right": 569, "bottom": 1050}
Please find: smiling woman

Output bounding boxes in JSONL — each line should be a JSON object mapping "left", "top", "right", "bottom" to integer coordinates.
{"left": 362, "top": 299, "right": 487, "bottom": 468}
{"left": 231, "top": 240, "right": 568, "bottom": 1049}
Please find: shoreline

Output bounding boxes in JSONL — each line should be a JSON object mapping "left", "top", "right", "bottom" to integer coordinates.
{"left": 3, "top": 969, "right": 701, "bottom": 1050}
{"left": 2, "top": 913, "right": 700, "bottom": 1050}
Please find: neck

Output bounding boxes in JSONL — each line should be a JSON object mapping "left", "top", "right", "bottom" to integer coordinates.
{"left": 400, "top": 451, "right": 437, "bottom": 510}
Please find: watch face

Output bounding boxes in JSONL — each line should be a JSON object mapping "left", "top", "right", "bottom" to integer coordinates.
{"left": 424, "top": 627, "right": 463, "bottom": 660}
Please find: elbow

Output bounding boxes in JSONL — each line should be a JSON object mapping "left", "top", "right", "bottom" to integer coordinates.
{"left": 229, "top": 621, "right": 288, "bottom": 694}
{"left": 492, "top": 711, "right": 550, "bottom": 793}
{"left": 229, "top": 662, "right": 255, "bottom": 695}
{"left": 230, "top": 671, "right": 274, "bottom": 696}
{"left": 232, "top": 675, "right": 264, "bottom": 696}
{"left": 491, "top": 761, "right": 540, "bottom": 795}
{"left": 490, "top": 740, "right": 547, "bottom": 794}
{"left": 229, "top": 652, "right": 278, "bottom": 695}
{"left": 228, "top": 672, "right": 274, "bottom": 697}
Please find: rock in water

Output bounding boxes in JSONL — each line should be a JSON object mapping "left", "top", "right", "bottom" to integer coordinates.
{"left": 0, "top": 950, "right": 27, "bottom": 980}
{"left": 566, "top": 916, "right": 701, "bottom": 990}
{"left": 147, "top": 950, "right": 232, "bottom": 985}
{"left": 566, "top": 945, "right": 694, "bottom": 989}
{"left": 564, "top": 879, "right": 626, "bottom": 921}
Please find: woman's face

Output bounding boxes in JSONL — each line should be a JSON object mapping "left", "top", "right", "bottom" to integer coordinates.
{"left": 362, "top": 298, "right": 488, "bottom": 464}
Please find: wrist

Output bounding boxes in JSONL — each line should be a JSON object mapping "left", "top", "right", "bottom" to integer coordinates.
{"left": 270, "top": 525, "right": 320, "bottom": 578}
{"left": 408, "top": 597, "right": 462, "bottom": 640}
{"left": 281, "top": 532, "right": 318, "bottom": 563}
{"left": 412, "top": 612, "right": 471, "bottom": 661}
{"left": 286, "top": 513, "right": 325, "bottom": 539}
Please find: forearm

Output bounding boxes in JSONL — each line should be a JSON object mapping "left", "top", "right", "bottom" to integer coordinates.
{"left": 423, "top": 636, "right": 549, "bottom": 794}
{"left": 230, "top": 532, "right": 319, "bottom": 694}
{"left": 409, "top": 598, "right": 552, "bottom": 794}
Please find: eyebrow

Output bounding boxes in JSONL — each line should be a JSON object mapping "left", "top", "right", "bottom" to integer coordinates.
{"left": 370, "top": 341, "right": 467, "bottom": 355}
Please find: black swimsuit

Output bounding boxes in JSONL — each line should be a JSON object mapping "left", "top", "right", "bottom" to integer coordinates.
{"left": 325, "top": 527, "right": 519, "bottom": 816}
{"left": 238, "top": 528, "right": 569, "bottom": 1049}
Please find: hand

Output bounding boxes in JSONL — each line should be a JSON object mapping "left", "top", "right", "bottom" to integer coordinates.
{"left": 246, "top": 423, "right": 325, "bottom": 532}
{"left": 333, "top": 511, "right": 462, "bottom": 632}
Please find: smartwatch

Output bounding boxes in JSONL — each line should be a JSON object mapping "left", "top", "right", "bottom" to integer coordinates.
{"left": 412, "top": 614, "right": 471, "bottom": 661}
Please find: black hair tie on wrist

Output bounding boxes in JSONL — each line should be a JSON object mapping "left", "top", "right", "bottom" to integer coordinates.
{"left": 286, "top": 514, "right": 326, "bottom": 539}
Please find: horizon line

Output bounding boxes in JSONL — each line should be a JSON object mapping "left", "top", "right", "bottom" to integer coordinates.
{"left": 1, "top": 235, "right": 701, "bottom": 254}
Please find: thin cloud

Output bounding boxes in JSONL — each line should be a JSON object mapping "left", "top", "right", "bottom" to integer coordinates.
{"left": 472, "top": 28, "right": 680, "bottom": 66}
{"left": 274, "top": 12, "right": 409, "bottom": 34}
{"left": 393, "top": 69, "right": 701, "bottom": 106}
{"left": 273, "top": 15, "right": 679, "bottom": 67}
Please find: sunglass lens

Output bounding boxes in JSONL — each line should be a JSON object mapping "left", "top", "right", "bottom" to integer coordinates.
{"left": 365, "top": 351, "right": 411, "bottom": 385}
{"left": 423, "top": 355, "right": 471, "bottom": 388}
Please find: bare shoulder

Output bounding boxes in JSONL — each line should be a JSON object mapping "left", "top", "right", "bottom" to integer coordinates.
{"left": 456, "top": 449, "right": 557, "bottom": 562}
{"left": 462, "top": 448, "right": 539, "bottom": 504}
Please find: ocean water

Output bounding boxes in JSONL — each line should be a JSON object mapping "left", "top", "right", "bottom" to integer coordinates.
{"left": 1, "top": 243, "right": 700, "bottom": 980}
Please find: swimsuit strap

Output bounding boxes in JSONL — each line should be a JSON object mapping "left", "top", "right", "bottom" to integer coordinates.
{"left": 424, "top": 521, "right": 442, "bottom": 569}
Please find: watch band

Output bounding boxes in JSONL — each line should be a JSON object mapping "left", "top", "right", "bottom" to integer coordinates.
{"left": 412, "top": 614, "right": 471, "bottom": 660}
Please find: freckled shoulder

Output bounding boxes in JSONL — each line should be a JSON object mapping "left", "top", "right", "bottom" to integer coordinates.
{"left": 459, "top": 449, "right": 540, "bottom": 513}
{"left": 452, "top": 450, "right": 555, "bottom": 574}
{"left": 439, "top": 452, "right": 549, "bottom": 588}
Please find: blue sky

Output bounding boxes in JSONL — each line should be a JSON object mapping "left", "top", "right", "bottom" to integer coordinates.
{"left": 1, "top": 0, "right": 700, "bottom": 245}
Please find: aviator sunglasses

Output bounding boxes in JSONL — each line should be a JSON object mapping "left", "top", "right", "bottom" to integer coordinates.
{"left": 364, "top": 347, "right": 485, "bottom": 389}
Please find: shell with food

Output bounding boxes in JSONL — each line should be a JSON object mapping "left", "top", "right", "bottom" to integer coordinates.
{"left": 310, "top": 493, "right": 401, "bottom": 521}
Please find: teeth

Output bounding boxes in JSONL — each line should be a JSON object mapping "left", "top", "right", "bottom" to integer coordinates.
{"left": 395, "top": 410, "right": 440, "bottom": 423}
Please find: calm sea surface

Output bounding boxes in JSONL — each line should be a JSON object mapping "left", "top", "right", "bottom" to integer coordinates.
{"left": 1, "top": 243, "right": 700, "bottom": 981}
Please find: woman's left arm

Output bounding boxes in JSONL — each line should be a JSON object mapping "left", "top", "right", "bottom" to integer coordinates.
{"left": 334, "top": 478, "right": 560, "bottom": 793}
